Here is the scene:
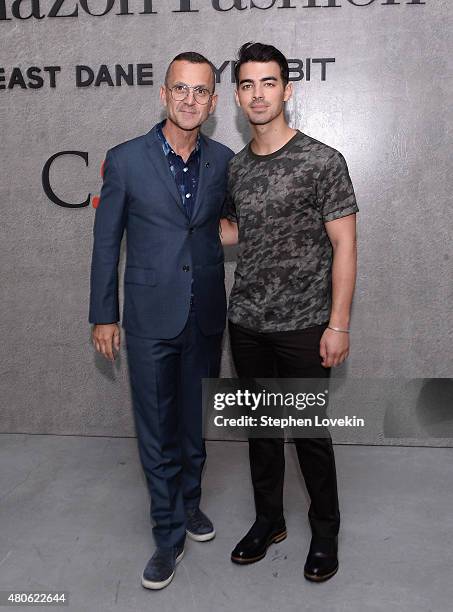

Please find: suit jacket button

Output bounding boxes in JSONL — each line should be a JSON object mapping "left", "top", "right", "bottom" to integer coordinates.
{"left": 183, "top": 265, "right": 190, "bottom": 272}
{"left": 189, "top": 227, "right": 194, "bottom": 234}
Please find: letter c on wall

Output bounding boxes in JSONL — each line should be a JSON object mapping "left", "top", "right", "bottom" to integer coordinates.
{"left": 42, "top": 150, "right": 90, "bottom": 208}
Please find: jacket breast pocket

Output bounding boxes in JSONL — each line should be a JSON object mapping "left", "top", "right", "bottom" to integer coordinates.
{"left": 124, "top": 266, "right": 157, "bottom": 286}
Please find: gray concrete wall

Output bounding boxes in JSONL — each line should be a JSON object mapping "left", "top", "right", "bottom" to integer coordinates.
{"left": 1, "top": 0, "right": 452, "bottom": 444}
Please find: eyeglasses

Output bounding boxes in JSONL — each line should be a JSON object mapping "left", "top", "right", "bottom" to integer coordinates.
{"left": 167, "top": 84, "right": 213, "bottom": 105}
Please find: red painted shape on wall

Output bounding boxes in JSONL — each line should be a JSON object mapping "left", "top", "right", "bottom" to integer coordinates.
{"left": 91, "top": 159, "right": 106, "bottom": 208}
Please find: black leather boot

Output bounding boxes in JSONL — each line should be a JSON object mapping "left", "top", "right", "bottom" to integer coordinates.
{"left": 231, "top": 516, "right": 287, "bottom": 564}
{"left": 304, "top": 536, "right": 338, "bottom": 582}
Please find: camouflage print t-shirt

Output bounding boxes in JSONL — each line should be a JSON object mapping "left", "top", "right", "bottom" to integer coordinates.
{"left": 224, "top": 130, "right": 358, "bottom": 332}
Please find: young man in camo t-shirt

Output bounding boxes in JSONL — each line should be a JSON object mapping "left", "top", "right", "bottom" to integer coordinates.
{"left": 221, "top": 42, "right": 358, "bottom": 583}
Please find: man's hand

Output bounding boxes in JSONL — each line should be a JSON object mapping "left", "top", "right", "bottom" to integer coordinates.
{"left": 92, "top": 324, "right": 121, "bottom": 361}
{"left": 319, "top": 328, "right": 349, "bottom": 368}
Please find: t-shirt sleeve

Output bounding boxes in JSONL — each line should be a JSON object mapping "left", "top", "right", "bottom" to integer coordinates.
{"left": 317, "top": 151, "right": 359, "bottom": 222}
{"left": 221, "top": 166, "right": 238, "bottom": 222}
{"left": 221, "top": 190, "right": 237, "bottom": 222}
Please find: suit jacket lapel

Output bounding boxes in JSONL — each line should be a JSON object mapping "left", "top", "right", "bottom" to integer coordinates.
{"left": 144, "top": 127, "right": 187, "bottom": 217}
{"left": 191, "top": 135, "right": 215, "bottom": 222}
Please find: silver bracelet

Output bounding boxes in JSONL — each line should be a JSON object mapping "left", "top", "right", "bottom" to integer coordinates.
{"left": 327, "top": 325, "right": 350, "bottom": 334}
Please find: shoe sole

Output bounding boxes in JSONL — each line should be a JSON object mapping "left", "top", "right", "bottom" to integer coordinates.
{"left": 304, "top": 562, "right": 339, "bottom": 583}
{"left": 231, "top": 529, "right": 287, "bottom": 565}
{"left": 141, "top": 549, "right": 184, "bottom": 590}
{"left": 186, "top": 528, "right": 216, "bottom": 542}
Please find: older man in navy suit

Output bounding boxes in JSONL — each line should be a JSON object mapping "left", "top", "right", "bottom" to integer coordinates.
{"left": 89, "top": 52, "right": 233, "bottom": 590}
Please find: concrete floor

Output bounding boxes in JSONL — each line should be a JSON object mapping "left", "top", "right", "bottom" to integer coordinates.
{"left": 1, "top": 435, "right": 452, "bottom": 612}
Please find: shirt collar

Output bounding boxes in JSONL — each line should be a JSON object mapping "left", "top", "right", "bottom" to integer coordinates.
{"left": 156, "top": 120, "right": 201, "bottom": 158}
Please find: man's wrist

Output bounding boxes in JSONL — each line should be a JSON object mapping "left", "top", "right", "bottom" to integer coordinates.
{"left": 93, "top": 322, "right": 118, "bottom": 326}
{"left": 327, "top": 316, "right": 351, "bottom": 333}
{"left": 327, "top": 325, "right": 350, "bottom": 334}
{"left": 328, "top": 315, "right": 350, "bottom": 328}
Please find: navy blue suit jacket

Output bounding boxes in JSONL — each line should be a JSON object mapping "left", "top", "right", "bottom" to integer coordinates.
{"left": 89, "top": 124, "right": 234, "bottom": 339}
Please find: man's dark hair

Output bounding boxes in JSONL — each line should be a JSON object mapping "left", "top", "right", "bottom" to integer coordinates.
{"left": 234, "top": 42, "right": 289, "bottom": 87}
{"left": 165, "top": 51, "right": 216, "bottom": 92}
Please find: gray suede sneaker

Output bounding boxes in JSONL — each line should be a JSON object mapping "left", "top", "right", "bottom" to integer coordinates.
{"left": 141, "top": 545, "right": 184, "bottom": 590}
{"left": 185, "top": 507, "right": 216, "bottom": 542}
